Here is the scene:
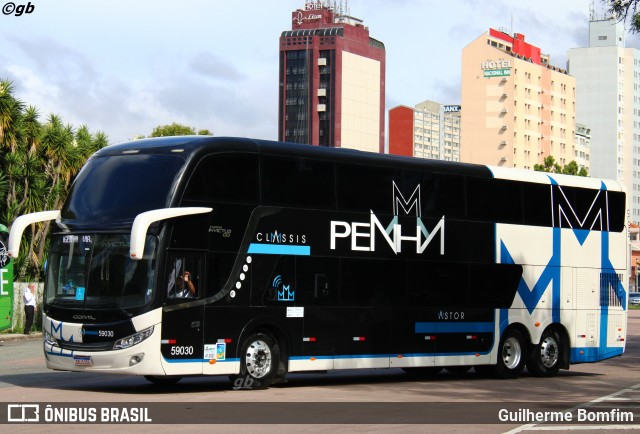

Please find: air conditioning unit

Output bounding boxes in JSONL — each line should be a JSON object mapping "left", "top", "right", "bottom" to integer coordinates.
{"left": 317, "top": 88, "right": 327, "bottom": 97}
{"left": 317, "top": 104, "right": 326, "bottom": 112}
{"left": 318, "top": 58, "right": 327, "bottom": 66}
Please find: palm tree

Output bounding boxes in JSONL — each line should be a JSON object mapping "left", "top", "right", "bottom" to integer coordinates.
{"left": 0, "top": 79, "right": 109, "bottom": 280}
{"left": 0, "top": 79, "right": 25, "bottom": 153}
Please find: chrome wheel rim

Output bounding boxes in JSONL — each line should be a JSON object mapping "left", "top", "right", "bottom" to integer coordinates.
{"left": 244, "top": 339, "right": 272, "bottom": 378}
{"left": 502, "top": 336, "right": 522, "bottom": 369}
{"left": 540, "top": 336, "right": 559, "bottom": 368}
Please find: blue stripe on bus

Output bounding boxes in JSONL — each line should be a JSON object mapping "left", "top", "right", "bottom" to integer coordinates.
{"left": 290, "top": 350, "right": 494, "bottom": 360}
{"left": 414, "top": 322, "right": 494, "bottom": 334}
{"left": 570, "top": 347, "right": 623, "bottom": 363}
{"left": 163, "top": 358, "right": 240, "bottom": 363}
{"left": 248, "top": 243, "right": 311, "bottom": 256}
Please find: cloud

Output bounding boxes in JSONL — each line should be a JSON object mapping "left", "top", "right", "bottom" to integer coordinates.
{"left": 189, "top": 51, "right": 246, "bottom": 81}
{"left": 0, "top": 34, "right": 277, "bottom": 143}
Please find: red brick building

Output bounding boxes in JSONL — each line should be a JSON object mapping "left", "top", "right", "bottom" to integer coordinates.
{"left": 279, "top": 1, "right": 385, "bottom": 152}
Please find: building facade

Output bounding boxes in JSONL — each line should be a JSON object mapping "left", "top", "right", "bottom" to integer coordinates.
{"left": 461, "top": 29, "right": 576, "bottom": 170}
{"left": 568, "top": 16, "right": 640, "bottom": 223}
{"left": 575, "top": 123, "right": 591, "bottom": 173}
{"left": 278, "top": 1, "right": 385, "bottom": 153}
{"left": 388, "top": 100, "right": 461, "bottom": 161}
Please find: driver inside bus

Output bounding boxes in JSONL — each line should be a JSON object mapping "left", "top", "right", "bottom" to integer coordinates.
{"left": 175, "top": 271, "right": 196, "bottom": 298}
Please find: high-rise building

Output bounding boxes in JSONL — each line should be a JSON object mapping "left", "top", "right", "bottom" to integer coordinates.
{"left": 568, "top": 16, "right": 640, "bottom": 223}
{"left": 388, "top": 100, "right": 461, "bottom": 161}
{"left": 575, "top": 123, "right": 591, "bottom": 173}
{"left": 278, "top": 1, "right": 385, "bottom": 152}
{"left": 461, "top": 29, "right": 576, "bottom": 170}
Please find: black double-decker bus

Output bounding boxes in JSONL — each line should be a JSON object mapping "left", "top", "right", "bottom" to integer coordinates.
{"left": 8, "top": 136, "right": 628, "bottom": 388}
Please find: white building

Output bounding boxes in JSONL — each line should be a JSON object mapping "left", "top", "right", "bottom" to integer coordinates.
{"left": 568, "top": 16, "right": 640, "bottom": 223}
{"left": 388, "top": 100, "right": 461, "bottom": 161}
{"left": 575, "top": 123, "right": 591, "bottom": 173}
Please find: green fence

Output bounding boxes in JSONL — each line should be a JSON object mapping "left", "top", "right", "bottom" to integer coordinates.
{"left": 0, "top": 260, "right": 12, "bottom": 332}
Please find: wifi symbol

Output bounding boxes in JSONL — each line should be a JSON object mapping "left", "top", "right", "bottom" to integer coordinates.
{"left": 272, "top": 275, "right": 282, "bottom": 288}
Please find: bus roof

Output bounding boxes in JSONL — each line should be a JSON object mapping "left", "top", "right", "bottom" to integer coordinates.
{"left": 98, "top": 136, "right": 624, "bottom": 192}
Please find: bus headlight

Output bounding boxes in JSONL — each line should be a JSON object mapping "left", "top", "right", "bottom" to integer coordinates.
{"left": 113, "top": 326, "right": 154, "bottom": 350}
{"left": 44, "top": 330, "right": 57, "bottom": 346}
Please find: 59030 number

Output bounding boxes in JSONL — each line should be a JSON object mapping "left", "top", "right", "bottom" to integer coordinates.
{"left": 170, "top": 346, "right": 194, "bottom": 356}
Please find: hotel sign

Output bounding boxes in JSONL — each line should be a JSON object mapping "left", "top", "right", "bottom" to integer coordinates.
{"left": 482, "top": 59, "right": 511, "bottom": 78}
{"left": 293, "top": 1, "right": 331, "bottom": 27}
{"left": 304, "top": 1, "right": 327, "bottom": 10}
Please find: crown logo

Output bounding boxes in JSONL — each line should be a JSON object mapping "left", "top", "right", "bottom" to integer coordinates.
{"left": 273, "top": 275, "right": 295, "bottom": 301}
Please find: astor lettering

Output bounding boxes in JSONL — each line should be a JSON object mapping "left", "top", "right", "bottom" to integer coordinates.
{"left": 438, "top": 310, "right": 465, "bottom": 320}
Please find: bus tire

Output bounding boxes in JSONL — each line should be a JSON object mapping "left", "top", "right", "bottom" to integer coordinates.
{"left": 526, "top": 328, "right": 562, "bottom": 377}
{"left": 232, "top": 332, "right": 280, "bottom": 390}
{"left": 493, "top": 328, "right": 527, "bottom": 379}
{"left": 144, "top": 375, "right": 181, "bottom": 385}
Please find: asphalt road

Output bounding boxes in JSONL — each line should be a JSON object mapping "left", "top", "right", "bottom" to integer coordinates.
{"left": 1, "top": 312, "right": 639, "bottom": 433}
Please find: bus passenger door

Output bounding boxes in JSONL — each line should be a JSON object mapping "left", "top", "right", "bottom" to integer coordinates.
{"left": 160, "top": 254, "right": 205, "bottom": 376}
{"left": 296, "top": 258, "right": 339, "bottom": 370}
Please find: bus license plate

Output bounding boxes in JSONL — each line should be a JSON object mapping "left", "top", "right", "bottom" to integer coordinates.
{"left": 74, "top": 355, "right": 93, "bottom": 366}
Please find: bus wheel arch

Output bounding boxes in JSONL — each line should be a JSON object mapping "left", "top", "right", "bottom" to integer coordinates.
{"left": 526, "top": 324, "right": 568, "bottom": 376}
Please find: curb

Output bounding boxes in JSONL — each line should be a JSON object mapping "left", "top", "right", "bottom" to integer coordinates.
{"left": 0, "top": 332, "right": 42, "bottom": 342}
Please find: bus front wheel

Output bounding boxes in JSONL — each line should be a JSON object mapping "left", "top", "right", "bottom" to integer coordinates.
{"left": 526, "top": 328, "right": 562, "bottom": 377}
{"left": 493, "top": 328, "right": 527, "bottom": 379}
{"left": 231, "top": 332, "right": 280, "bottom": 390}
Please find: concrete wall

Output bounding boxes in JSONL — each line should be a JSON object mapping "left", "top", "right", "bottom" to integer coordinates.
{"left": 8, "top": 282, "right": 44, "bottom": 333}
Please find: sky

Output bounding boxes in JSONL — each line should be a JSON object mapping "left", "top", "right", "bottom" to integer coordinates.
{"left": 1, "top": 0, "right": 638, "bottom": 145}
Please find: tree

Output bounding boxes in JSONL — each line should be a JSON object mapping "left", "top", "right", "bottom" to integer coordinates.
{"left": 0, "top": 78, "right": 107, "bottom": 281}
{"left": 533, "top": 155, "right": 562, "bottom": 174}
{"left": 607, "top": 0, "right": 640, "bottom": 33}
{"left": 148, "top": 123, "right": 212, "bottom": 137}
{"left": 562, "top": 160, "right": 580, "bottom": 176}
{"left": 533, "top": 155, "right": 588, "bottom": 177}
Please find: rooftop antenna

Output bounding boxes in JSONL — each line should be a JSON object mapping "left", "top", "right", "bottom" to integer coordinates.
{"left": 510, "top": 13, "right": 513, "bottom": 36}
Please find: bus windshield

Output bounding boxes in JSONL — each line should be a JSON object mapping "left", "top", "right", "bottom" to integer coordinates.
{"left": 61, "top": 154, "right": 185, "bottom": 221}
{"left": 46, "top": 234, "right": 157, "bottom": 310}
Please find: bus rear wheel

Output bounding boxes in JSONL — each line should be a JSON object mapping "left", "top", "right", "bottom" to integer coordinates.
{"left": 493, "top": 328, "right": 527, "bottom": 379}
{"left": 527, "top": 328, "right": 562, "bottom": 377}
{"left": 231, "top": 332, "right": 280, "bottom": 390}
